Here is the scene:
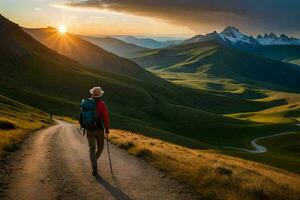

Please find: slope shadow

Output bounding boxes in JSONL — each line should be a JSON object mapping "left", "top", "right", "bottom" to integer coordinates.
{"left": 95, "top": 175, "right": 132, "bottom": 200}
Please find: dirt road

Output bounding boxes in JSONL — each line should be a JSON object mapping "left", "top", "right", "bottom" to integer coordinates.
{"left": 223, "top": 131, "right": 296, "bottom": 153}
{"left": 2, "top": 121, "right": 198, "bottom": 200}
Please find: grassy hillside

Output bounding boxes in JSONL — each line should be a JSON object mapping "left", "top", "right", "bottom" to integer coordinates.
{"left": 0, "top": 95, "right": 52, "bottom": 157}
{"left": 133, "top": 41, "right": 300, "bottom": 91}
{"left": 109, "top": 129, "right": 300, "bottom": 199}
{"left": 225, "top": 132, "right": 300, "bottom": 174}
{"left": 79, "top": 35, "right": 147, "bottom": 58}
{"left": 2, "top": 14, "right": 287, "bottom": 149}
{"left": 2, "top": 15, "right": 300, "bottom": 175}
{"left": 23, "top": 27, "right": 158, "bottom": 82}
{"left": 254, "top": 45, "right": 300, "bottom": 66}
{"left": 139, "top": 59, "right": 300, "bottom": 176}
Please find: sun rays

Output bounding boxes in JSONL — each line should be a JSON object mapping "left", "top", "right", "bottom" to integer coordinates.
{"left": 58, "top": 24, "right": 67, "bottom": 34}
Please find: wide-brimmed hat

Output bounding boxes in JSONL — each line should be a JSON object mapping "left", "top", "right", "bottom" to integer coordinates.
{"left": 89, "top": 86, "right": 104, "bottom": 98}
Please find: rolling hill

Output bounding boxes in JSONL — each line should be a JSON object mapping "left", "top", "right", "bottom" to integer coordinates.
{"left": 1, "top": 14, "right": 294, "bottom": 149}
{"left": 23, "top": 27, "right": 158, "bottom": 82}
{"left": 79, "top": 35, "right": 147, "bottom": 58}
{"left": 132, "top": 41, "right": 300, "bottom": 92}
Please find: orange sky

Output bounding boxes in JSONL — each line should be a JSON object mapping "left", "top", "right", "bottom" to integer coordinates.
{"left": 0, "top": 1, "right": 195, "bottom": 37}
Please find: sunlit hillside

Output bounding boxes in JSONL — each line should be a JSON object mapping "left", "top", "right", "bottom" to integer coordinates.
{"left": 109, "top": 129, "right": 300, "bottom": 200}
{"left": 0, "top": 95, "right": 52, "bottom": 156}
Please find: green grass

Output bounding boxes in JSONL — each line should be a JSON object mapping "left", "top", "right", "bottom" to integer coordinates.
{"left": 146, "top": 61, "right": 300, "bottom": 172}
{"left": 224, "top": 132, "right": 300, "bottom": 174}
{"left": 109, "top": 130, "right": 300, "bottom": 200}
{"left": 1, "top": 15, "right": 300, "bottom": 174}
{"left": 2, "top": 14, "right": 293, "bottom": 150}
{"left": 133, "top": 41, "right": 300, "bottom": 92}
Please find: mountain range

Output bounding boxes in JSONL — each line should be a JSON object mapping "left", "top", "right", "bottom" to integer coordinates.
{"left": 182, "top": 26, "right": 261, "bottom": 50}
{"left": 78, "top": 35, "right": 148, "bottom": 58}
{"left": 116, "top": 36, "right": 181, "bottom": 49}
{"left": 2, "top": 13, "right": 300, "bottom": 176}
{"left": 133, "top": 41, "right": 300, "bottom": 91}
{"left": 182, "top": 26, "right": 300, "bottom": 51}
{"left": 2, "top": 14, "right": 274, "bottom": 148}
{"left": 257, "top": 33, "right": 300, "bottom": 45}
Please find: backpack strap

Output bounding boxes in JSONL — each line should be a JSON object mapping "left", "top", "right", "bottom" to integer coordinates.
{"left": 94, "top": 98, "right": 104, "bottom": 129}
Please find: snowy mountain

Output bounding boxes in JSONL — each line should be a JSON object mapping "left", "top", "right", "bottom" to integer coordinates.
{"left": 182, "top": 26, "right": 261, "bottom": 50}
{"left": 257, "top": 33, "right": 300, "bottom": 45}
{"left": 182, "top": 31, "right": 224, "bottom": 45}
{"left": 219, "top": 26, "right": 261, "bottom": 48}
{"left": 183, "top": 26, "right": 300, "bottom": 50}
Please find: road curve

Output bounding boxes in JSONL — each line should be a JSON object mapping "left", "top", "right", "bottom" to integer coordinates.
{"left": 223, "top": 132, "right": 296, "bottom": 154}
{"left": 3, "top": 121, "right": 198, "bottom": 200}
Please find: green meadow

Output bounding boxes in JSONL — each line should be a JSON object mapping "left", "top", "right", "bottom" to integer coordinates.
{"left": 147, "top": 69, "right": 300, "bottom": 173}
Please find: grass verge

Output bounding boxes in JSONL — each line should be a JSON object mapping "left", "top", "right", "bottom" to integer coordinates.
{"left": 109, "top": 129, "right": 300, "bottom": 200}
{"left": 0, "top": 95, "right": 52, "bottom": 157}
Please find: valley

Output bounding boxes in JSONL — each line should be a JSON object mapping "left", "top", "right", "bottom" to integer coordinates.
{"left": 1, "top": 1, "right": 300, "bottom": 199}
{"left": 129, "top": 30, "right": 300, "bottom": 173}
{"left": 1, "top": 14, "right": 300, "bottom": 174}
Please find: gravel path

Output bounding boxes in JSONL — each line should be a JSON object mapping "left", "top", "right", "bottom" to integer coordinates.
{"left": 1, "top": 120, "right": 199, "bottom": 200}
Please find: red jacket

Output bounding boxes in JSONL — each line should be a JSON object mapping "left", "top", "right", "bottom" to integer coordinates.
{"left": 96, "top": 100, "right": 109, "bottom": 130}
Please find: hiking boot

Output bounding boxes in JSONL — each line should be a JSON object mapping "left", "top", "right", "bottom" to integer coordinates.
{"left": 92, "top": 167, "right": 98, "bottom": 176}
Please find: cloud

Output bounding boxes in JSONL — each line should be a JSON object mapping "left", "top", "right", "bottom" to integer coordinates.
{"left": 68, "top": 0, "right": 300, "bottom": 35}
{"left": 34, "top": 7, "right": 42, "bottom": 11}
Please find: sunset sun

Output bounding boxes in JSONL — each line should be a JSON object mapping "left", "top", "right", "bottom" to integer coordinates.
{"left": 58, "top": 24, "right": 67, "bottom": 34}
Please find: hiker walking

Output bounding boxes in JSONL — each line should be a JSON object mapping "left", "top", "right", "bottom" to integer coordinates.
{"left": 80, "top": 86, "right": 110, "bottom": 176}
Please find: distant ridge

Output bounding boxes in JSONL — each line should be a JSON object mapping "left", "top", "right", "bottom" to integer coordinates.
{"left": 23, "top": 27, "right": 160, "bottom": 82}
{"left": 182, "top": 26, "right": 300, "bottom": 49}
{"left": 257, "top": 33, "right": 300, "bottom": 45}
{"left": 133, "top": 40, "right": 300, "bottom": 91}
{"left": 79, "top": 35, "right": 148, "bottom": 58}
{"left": 117, "top": 36, "right": 181, "bottom": 49}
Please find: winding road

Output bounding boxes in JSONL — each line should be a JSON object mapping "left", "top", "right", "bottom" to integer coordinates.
{"left": 223, "top": 131, "right": 296, "bottom": 153}
{"left": 2, "top": 121, "right": 198, "bottom": 200}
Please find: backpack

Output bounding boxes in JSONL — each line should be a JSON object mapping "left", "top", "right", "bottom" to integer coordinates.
{"left": 80, "top": 98, "right": 99, "bottom": 130}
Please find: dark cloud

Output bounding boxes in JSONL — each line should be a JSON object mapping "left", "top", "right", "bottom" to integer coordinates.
{"left": 69, "top": 0, "right": 300, "bottom": 35}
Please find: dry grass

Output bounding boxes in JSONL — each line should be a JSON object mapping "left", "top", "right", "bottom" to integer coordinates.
{"left": 0, "top": 95, "right": 52, "bottom": 157}
{"left": 109, "top": 130, "right": 300, "bottom": 200}
{"left": 55, "top": 116, "right": 78, "bottom": 124}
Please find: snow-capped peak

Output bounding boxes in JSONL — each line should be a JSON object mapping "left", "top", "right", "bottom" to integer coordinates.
{"left": 182, "top": 26, "right": 261, "bottom": 49}
{"left": 257, "top": 33, "right": 300, "bottom": 45}
{"left": 220, "top": 26, "right": 243, "bottom": 39}
{"left": 182, "top": 26, "right": 300, "bottom": 49}
{"left": 219, "top": 26, "right": 260, "bottom": 47}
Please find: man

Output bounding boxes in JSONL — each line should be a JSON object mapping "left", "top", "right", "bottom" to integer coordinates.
{"left": 81, "top": 86, "right": 110, "bottom": 176}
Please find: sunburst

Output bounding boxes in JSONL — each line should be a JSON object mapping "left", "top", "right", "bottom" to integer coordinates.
{"left": 58, "top": 24, "right": 67, "bottom": 34}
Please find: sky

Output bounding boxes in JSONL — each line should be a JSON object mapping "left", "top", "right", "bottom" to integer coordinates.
{"left": 1, "top": 0, "right": 300, "bottom": 38}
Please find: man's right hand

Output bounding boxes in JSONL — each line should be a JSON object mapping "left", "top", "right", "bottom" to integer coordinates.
{"left": 105, "top": 129, "right": 110, "bottom": 134}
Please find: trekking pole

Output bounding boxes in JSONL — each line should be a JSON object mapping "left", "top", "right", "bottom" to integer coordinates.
{"left": 106, "top": 134, "right": 113, "bottom": 175}
{"left": 77, "top": 127, "right": 82, "bottom": 135}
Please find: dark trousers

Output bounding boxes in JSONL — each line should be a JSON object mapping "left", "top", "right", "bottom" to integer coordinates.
{"left": 86, "top": 129, "right": 104, "bottom": 168}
